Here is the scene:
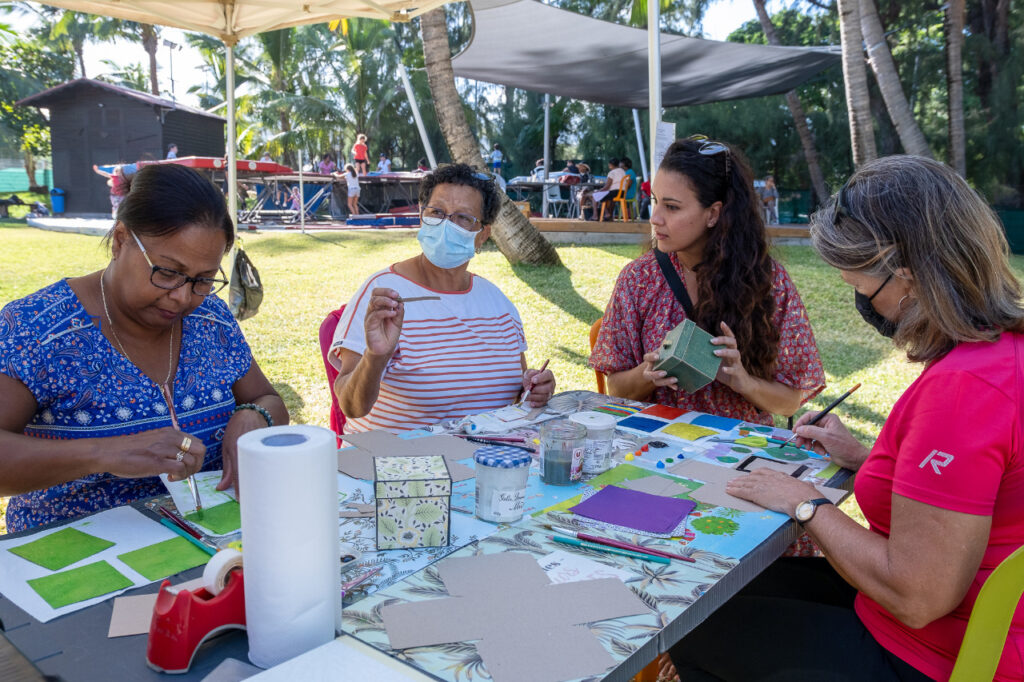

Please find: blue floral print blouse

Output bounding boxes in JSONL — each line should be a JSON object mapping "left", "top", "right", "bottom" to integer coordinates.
{"left": 0, "top": 280, "right": 253, "bottom": 532}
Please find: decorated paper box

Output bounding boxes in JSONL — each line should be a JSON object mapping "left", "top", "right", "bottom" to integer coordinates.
{"left": 374, "top": 455, "right": 452, "bottom": 550}
{"left": 652, "top": 319, "right": 722, "bottom": 393}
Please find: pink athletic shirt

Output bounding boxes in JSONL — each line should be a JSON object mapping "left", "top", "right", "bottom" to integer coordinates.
{"left": 854, "top": 331, "right": 1024, "bottom": 681}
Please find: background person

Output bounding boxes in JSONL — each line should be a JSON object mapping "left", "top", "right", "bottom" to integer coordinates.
{"left": 352, "top": 134, "right": 369, "bottom": 175}
{"left": 166, "top": 143, "right": 178, "bottom": 159}
{"left": 377, "top": 152, "right": 392, "bottom": 174}
{"left": 489, "top": 144, "right": 504, "bottom": 176}
{"left": 343, "top": 164, "right": 361, "bottom": 217}
{"left": 330, "top": 164, "right": 555, "bottom": 434}
{"left": 669, "top": 154, "right": 1024, "bottom": 682}
{"left": 761, "top": 174, "right": 779, "bottom": 224}
{"left": 0, "top": 163, "right": 287, "bottom": 532}
{"left": 318, "top": 152, "right": 337, "bottom": 175}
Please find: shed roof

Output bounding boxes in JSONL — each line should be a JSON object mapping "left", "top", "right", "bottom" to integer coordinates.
{"left": 17, "top": 78, "right": 226, "bottom": 121}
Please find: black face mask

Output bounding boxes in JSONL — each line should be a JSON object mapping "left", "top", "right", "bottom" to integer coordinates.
{"left": 855, "top": 274, "right": 896, "bottom": 338}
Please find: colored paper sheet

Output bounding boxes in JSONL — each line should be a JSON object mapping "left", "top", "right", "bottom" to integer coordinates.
{"left": 7, "top": 527, "right": 114, "bottom": 571}
{"left": 27, "top": 560, "right": 133, "bottom": 609}
{"left": 185, "top": 500, "right": 241, "bottom": 535}
{"left": 690, "top": 414, "right": 742, "bottom": 430}
{"left": 616, "top": 415, "right": 668, "bottom": 433}
{"left": 116, "top": 536, "right": 211, "bottom": 581}
{"left": 735, "top": 435, "right": 769, "bottom": 447}
{"left": 569, "top": 485, "right": 696, "bottom": 535}
{"left": 640, "top": 404, "right": 686, "bottom": 420}
{"left": 660, "top": 423, "right": 718, "bottom": 441}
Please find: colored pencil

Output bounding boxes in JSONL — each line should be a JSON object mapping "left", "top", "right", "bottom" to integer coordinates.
{"left": 463, "top": 436, "right": 535, "bottom": 452}
{"left": 453, "top": 434, "right": 527, "bottom": 443}
{"left": 546, "top": 524, "right": 695, "bottom": 563}
{"left": 342, "top": 567, "right": 382, "bottom": 594}
{"left": 157, "top": 505, "right": 204, "bottom": 540}
{"left": 547, "top": 534, "right": 671, "bottom": 565}
{"left": 159, "top": 517, "right": 217, "bottom": 556}
{"left": 517, "top": 358, "right": 550, "bottom": 406}
{"left": 781, "top": 383, "right": 862, "bottom": 446}
{"left": 160, "top": 384, "right": 203, "bottom": 515}
{"left": 396, "top": 296, "right": 440, "bottom": 303}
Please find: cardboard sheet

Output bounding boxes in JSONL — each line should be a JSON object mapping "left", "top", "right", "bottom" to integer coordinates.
{"left": 7, "top": 527, "right": 114, "bottom": 571}
{"left": 570, "top": 485, "right": 696, "bottom": 535}
{"left": 380, "top": 552, "right": 649, "bottom": 682}
{"left": 108, "top": 577, "right": 204, "bottom": 638}
{"left": 619, "top": 475, "right": 693, "bottom": 498}
{"left": 338, "top": 431, "right": 477, "bottom": 481}
{"left": 338, "top": 503, "right": 376, "bottom": 518}
{"left": 671, "top": 458, "right": 846, "bottom": 511}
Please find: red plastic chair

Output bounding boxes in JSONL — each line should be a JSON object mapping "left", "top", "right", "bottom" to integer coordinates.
{"left": 319, "top": 305, "right": 347, "bottom": 442}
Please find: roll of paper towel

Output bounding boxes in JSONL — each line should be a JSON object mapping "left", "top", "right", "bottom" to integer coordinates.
{"left": 237, "top": 425, "right": 341, "bottom": 669}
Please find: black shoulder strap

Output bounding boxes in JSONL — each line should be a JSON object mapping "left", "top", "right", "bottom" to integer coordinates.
{"left": 654, "top": 248, "right": 696, "bottom": 320}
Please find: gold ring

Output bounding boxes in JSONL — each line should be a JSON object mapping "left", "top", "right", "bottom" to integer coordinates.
{"left": 175, "top": 450, "right": 185, "bottom": 462}
{"left": 180, "top": 436, "right": 192, "bottom": 452}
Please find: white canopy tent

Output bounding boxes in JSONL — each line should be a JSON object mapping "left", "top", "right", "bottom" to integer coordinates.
{"left": 32, "top": 0, "right": 450, "bottom": 226}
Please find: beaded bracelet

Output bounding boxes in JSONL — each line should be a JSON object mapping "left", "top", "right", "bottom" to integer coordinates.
{"left": 235, "top": 402, "right": 273, "bottom": 427}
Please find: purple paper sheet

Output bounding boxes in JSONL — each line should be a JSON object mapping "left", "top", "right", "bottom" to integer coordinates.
{"left": 569, "top": 485, "right": 697, "bottom": 535}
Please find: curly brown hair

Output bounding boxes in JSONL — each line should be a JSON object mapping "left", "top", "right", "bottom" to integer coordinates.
{"left": 659, "top": 137, "right": 778, "bottom": 380}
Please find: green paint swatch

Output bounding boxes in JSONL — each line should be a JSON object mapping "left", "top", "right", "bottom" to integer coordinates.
{"left": 185, "top": 501, "right": 241, "bottom": 535}
{"left": 27, "top": 560, "right": 133, "bottom": 609}
{"left": 735, "top": 435, "right": 768, "bottom": 447}
{"left": 8, "top": 527, "right": 115, "bottom": 571}
{"left": 117, "top": 536, "right": 210, "bottom": 581}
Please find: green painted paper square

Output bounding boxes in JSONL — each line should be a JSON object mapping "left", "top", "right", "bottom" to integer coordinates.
{"left": 117, "top": 536, "right": 211, "bottom": 581}
{"left": 27, "top": 560, "right": 133, "bottom": 609}
{"left": 8, "top": 527, "right": 115, "bottom": 571}
{"left": 185, "top": 501, "right": 240, "bottom": 535}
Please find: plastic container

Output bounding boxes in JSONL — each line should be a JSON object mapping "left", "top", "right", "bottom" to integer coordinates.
{"left": 474, "top": 446, "right": 532, "bottom": 523}
{"left": 539, "top": 419, "right": 586, "bottom": 485}
{"left": 570, "top": 411, "right": 616, "bottom": 477}
{"left": 50, "top": 187, "right": 65, "bottom": 214}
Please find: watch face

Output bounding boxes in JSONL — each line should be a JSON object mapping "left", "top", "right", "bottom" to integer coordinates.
{"left": 795, "top": 501, "right": 814, "bottom": 523}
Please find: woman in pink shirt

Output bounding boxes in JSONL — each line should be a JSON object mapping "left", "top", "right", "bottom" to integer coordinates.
{"left": 669, "top": 155, "right": 1024, "bottom": 681}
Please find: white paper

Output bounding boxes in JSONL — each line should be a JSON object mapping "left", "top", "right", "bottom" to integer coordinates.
{"left": 248, "top": 635, "right": 431, "bottom": 681}
{"left": 0, "top": 506, "right": 184, "bottom": 623}
{"left": 160, "top": 470, "right": 236, "bottom": 517}
{"left": 238, "top": 426, "right": 341, "bottom": 669}
{"left": 537, "top": 550, "right": 633, "bottom": 585}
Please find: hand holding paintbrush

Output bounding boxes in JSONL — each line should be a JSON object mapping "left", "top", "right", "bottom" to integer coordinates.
{"left": 517, "top": 359, "right": 554, "bottom": 407}
{"left": 785, "top": 383, "right": 872, "bottom": 469}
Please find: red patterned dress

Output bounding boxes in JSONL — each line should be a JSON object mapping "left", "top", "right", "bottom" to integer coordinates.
{"left": 590, "top": 249, "right": 825, "bottom": 424}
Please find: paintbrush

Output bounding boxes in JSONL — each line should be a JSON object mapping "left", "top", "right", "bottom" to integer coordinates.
{"left": 781, "top": 383, "right": 862, "bottom": 446}
{"left": 516, "top": 358, "right": 550, "bottom": 406}
{"left": 547, "top": 534, "right": 671, "bottom": 564}
{"left": 342, "top": 566, "right": 382, "bottom": 595}
{"left": 545, "top": 523, "right": 695, "bottom": 563}
{"left": 396, "top": 295, "right": 440, "bottom": 303}
{"left": 161, "top": 384, "right": 203, "bottom": 517}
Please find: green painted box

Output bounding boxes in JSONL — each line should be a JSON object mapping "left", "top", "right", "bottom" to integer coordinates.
{"left": 652, "top": 319, "right": 722, "bottom": 393}
{"left": 374, "top": 455, "right": 452, "bottom": 550}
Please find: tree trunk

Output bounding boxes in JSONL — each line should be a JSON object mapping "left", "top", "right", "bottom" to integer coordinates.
{"left": 75, "top": 40, "right": 86, "bottom": 79}
{"left": 752, "top": 0, "right": 829, "bottom": 204}
{"left": 23, "top": 150, "right": 38, "bottom": 190}
{"left": 141, "top": 24, "right": 160, "bottom": 95}
{"left": 837, "top": 0, "right": 875, "bottom": 167}
{"left": 420, "top": 7, "right": 561, "bottom": 266}
{"left": 945, "top": 0, "right": 966, "bottom": 177}
{"left": 859, "top": 0, "right": 931, "bottom": 157}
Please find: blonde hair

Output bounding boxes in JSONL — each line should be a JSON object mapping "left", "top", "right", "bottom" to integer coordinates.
{"left": 811, "top": 155, "right": 1024, "bottom": 362}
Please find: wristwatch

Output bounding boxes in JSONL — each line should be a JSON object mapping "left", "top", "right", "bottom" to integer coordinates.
{"left": 794, "top": 498, "right": 832, "bottom": 525}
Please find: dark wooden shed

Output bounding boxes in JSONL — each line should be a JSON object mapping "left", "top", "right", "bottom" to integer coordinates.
{"left": 17, "top": 79, "right": 226, "bottom": 215}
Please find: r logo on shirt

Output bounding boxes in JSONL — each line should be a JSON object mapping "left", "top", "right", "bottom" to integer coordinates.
{"left": 919, "top": 449, "right": 954, "bottom": 475}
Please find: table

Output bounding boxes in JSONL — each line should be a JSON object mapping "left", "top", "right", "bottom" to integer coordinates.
{"left": 0, "top": 393, "right": 851, "bottom": 680}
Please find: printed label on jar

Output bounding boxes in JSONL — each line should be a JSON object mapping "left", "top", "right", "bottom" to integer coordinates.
{"left": 490, "top": 489, "right": 526, "bottom": 521}
{"left": 570, "top": 446, "right": 584, "bottom": 481}
{"left": 582, "top": 438, "right": 613, "bottom": 474}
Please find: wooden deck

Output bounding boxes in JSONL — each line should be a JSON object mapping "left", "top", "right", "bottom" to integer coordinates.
{"left": 530, "top": 218, "right": 810, "bottom": 241}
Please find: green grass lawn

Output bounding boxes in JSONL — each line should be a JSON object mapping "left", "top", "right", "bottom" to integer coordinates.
{"left": 3, "top": 225, "right": 1022, "bottom": 535}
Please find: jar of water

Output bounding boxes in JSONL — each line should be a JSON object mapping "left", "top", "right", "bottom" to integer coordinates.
{"left": 539, "top": 419, "right": 586, "bottom": 485}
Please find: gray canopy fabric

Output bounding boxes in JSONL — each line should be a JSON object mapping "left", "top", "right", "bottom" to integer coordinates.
{"left": 452, "top": 0, "right": 841, "bottom": 109}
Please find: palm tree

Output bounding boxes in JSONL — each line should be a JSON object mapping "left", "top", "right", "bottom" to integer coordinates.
{"left": 945, "top": 0, "right": 966, "bottom": 177}
{"left": 837, "top": 0, "right": 875, "bottom": 167}
{"left": 420, "top": 7, "right": 561, "bottom": 266}
{"left": 858, "top": 0, "right": 930, "bottom": 158}
{"left": 751, "top": 0, "right": 828, "bottom": 205}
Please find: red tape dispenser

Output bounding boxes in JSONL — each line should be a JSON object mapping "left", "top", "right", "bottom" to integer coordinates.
{"left": 146, "top": 548, "right": 246, "bottom": 674}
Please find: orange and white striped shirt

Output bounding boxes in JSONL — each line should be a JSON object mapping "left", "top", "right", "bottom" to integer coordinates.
{"left": 330, "top": 267, "right": 527, "bottom": 434}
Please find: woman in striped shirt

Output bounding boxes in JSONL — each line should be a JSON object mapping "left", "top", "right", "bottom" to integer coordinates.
{"left": 330, "top": 164, "right": 555, "bottom": 434}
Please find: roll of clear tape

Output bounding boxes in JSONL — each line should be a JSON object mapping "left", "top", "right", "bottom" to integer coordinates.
{"left": 202, "top": 548, "right": 243, "bottom": 596}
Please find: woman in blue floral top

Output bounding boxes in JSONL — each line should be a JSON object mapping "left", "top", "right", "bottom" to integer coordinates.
{"left": 0, "top": 164, "right": 288, "bottom": 533}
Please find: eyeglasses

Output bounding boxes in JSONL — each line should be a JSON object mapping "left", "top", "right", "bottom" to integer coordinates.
{"left": 130, "top": 231, "right": 229, "bottom": 296}
{"left": 833, "top": 183, "right": 855, "bottom": 227}
{"left": 690, "top": 134, "right": 731, "bottom": 175}
{"left": 420, "top": 206, "right": 483, "bottom": 232}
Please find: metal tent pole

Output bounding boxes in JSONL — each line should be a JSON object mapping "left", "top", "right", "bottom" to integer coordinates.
{"left": 632, "top": 109, "right": 649, "bottom": 181}
{"left": 226, "top": 44, "right": 238, "bottom": 234}
{"left": 647, "top": 2, "right": 662, "bottom": 182}
{"left": 399, "top": 62, "right": 437, "bottom": 169}
{"left": 299, "top": 149, "right": 305, "bottom": 234}
{"left": 542, "top": 93, "right": 550, "bottom": 217}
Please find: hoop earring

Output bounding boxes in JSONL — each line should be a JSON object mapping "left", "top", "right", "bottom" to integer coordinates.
{"left": 897, "top": 295, "right": 910, "bottom": 312}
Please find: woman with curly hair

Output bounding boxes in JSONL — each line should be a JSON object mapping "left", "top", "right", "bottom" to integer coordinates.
{"left": 589, "top": 136, "right": 824, "bottom": 425}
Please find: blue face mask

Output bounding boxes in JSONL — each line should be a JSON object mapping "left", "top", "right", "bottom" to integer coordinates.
{"left": 417, "top": 219, "right": 477, "bottom": 269}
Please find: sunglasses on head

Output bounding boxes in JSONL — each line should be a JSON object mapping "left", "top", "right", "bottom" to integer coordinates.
{"left": 690, "top": 134, "right": 731, "bottom": 175}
